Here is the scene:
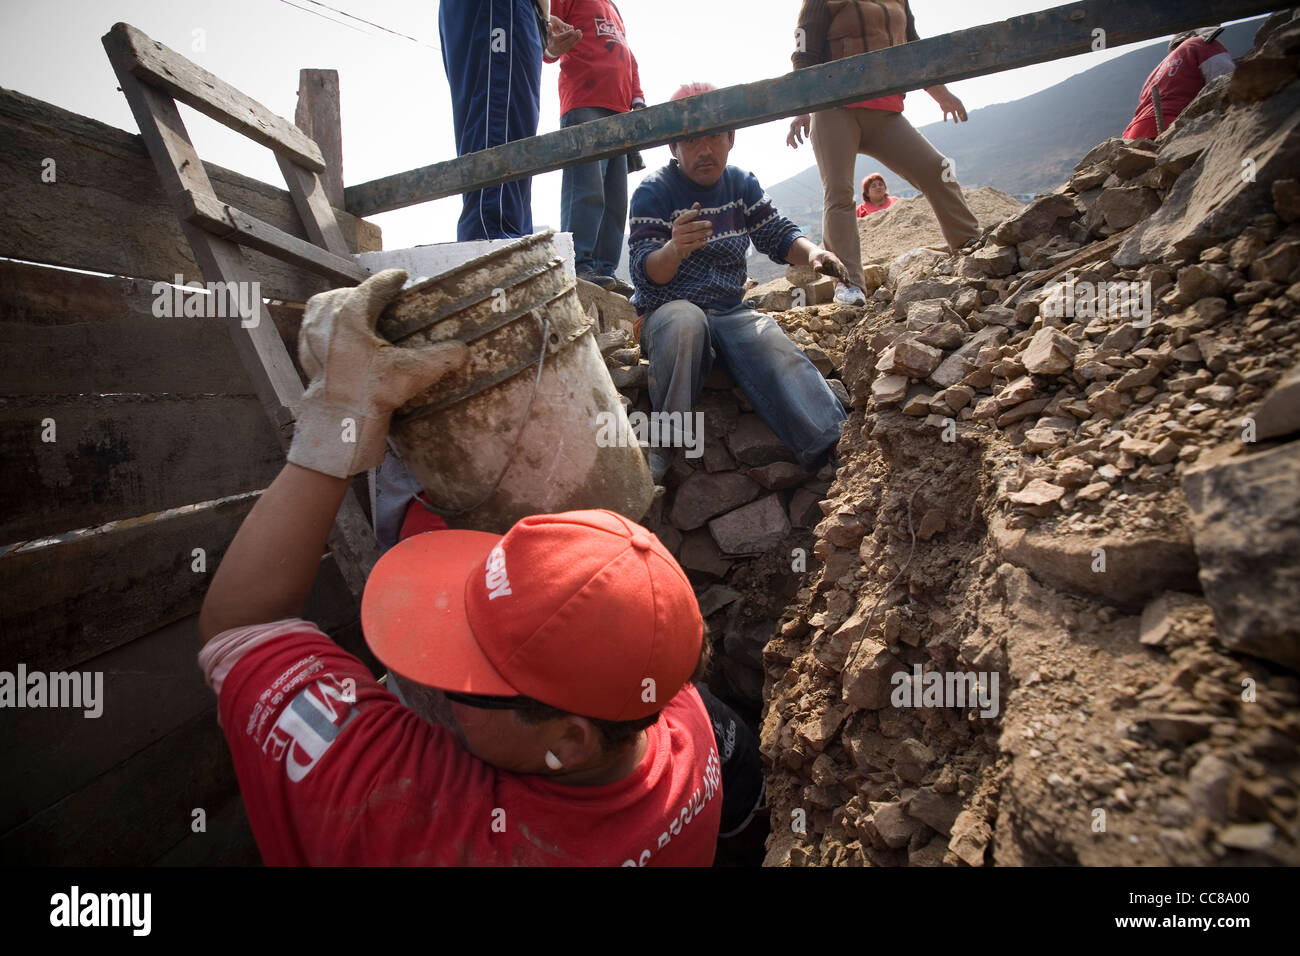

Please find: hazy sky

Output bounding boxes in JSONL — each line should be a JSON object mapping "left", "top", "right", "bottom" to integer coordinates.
{"left": 0, "top": 1, "right": 1205, "bottom": 251}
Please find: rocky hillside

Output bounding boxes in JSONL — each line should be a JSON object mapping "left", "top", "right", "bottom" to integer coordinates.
{"left": 755, "top": 11, "right": 1300, "bottom": 866}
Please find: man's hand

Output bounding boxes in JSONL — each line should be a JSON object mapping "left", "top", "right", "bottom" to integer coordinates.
{"left": 290, "top": 269, "right": 468, "bottom": 479}
{"left": 545, "top": 15, "right": 581, "bottom": 57}
{"left": 787, "top": 114, "right": 811, "bottom": 148}
{"left": 928, "top": 87, "right": 968, "bottom": 123}
{"left": 809, "top": 248, "right": 851, "bottom": 285}
{"left": 670, "top": 202, "right": 712, "bottom": 257}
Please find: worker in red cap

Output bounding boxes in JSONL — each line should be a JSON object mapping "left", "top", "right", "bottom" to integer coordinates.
{"left": 197, "top": 269, "right": 723, "bottom": 866}
{"left": 629, "top": 80, "right": 850, "bottom": 484}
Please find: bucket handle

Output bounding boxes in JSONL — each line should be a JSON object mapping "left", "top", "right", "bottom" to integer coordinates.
{"left": 415, "top": 309, "right": 552, "bottom": 520}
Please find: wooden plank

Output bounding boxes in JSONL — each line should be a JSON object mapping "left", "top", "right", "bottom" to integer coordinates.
{"left": 0, "top": 707, "right": 246, "bottom": 865}
{"left": 104, "top": 22, "right": 325, "bottom": 172}
{"left": 0, "top": 395, "right": 282, "bottom": 542}
{"left": 0, "top": 87, "right": 380, "bottom": 301}
{"left": 344, "top": 0, "right": 1279, "bottom": 215}
{"left": 181, "top": 189, "right": 368, "bottom": 284}
{"left": 0, "top": 259, "right": 279, "bottom": 396}
{"left": 295, "top": 69, "right": 344, "bottom": 208}
{"left": 0, "top": 496, "right": 255, "bottom": 674}
{"left": 0, "top": 559, "right": 364, "bottom": 839}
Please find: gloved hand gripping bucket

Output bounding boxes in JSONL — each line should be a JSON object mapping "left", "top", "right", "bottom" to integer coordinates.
{"left": 378, "top": 231, "right": 654, "bottom": 533}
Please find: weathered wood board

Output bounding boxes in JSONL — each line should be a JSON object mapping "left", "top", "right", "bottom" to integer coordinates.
{"left": 0, "top": 87, "right": 380, "bottom": 301}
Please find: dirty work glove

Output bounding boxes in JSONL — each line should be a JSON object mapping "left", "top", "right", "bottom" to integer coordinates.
{"left": 289, "top": 268, "right": 469, "bottom": 478}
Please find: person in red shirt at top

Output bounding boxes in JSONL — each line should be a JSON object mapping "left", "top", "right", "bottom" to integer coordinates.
{"left": 545, "top": 1, "right": 645, "bottom": 295}
{"left": 1123, "top": 27, "right": 1235, "bottom": 141}
{"left": 197, "top": 269, "right": 722, "bottom": 866}
{"left": 856, "top": 173, "right": 898, "bottom": 218}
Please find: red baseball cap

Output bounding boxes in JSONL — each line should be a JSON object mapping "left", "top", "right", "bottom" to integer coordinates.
{"left": 361, "top": 509, "right": 703, "bottom": 721}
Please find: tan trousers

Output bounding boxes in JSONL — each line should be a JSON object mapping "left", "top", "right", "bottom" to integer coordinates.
{"left": 811, "top": 107, "right": 981, "bottom": 289}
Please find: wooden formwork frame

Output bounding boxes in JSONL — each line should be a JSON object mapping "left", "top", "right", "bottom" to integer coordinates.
{"left": 101, "top": 21, "right": 378, "bottom": 595}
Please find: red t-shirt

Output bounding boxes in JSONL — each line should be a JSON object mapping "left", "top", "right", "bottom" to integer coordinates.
{"left": 857, "top": 195, "right": 898, "bottom": 217}
{"left": 849, "top": 93, "right": 905, "bottom": 112}
{"left": 206, "top": 622, "right": 723, "bottom": 865}
{"left": 1123, "top": 37, "right": 1233, "bottom": 140}
{"left": 547, "top": 0, "right": 645, "bottom": 116}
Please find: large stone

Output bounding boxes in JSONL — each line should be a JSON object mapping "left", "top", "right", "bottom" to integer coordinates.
{"left": 841, "top": 637, "right": 898, "bottom": 710}
{"left": 878, "top": 339, "right": 943, "bottom": 378}
{"left": 678, "top": 529, "right": 733, "bottom": 579}
{"left": 893, "top": 276, "right": 966, "bottom": 318}
{"left": 930, "top": 325, "right": 1010, "bottom": 388}
{"left": 1182, "top": 442, "right": 1300, "bottom": 670}
{"left": 1116, "top": 78, "right": 1300, "bottom": 267}
{"left": 992, "top": 516, "right": 1201, "bottom": 609}
{"left": 992, "top": 193, "right": 1078, "bottom": 245}
{"left": 727, "top": 414, "right": 793, "bottom": 466}
{"left": 1095, "top": 186, "right": 1161, "bottom": 230}
{"left": 668, "top": 471, "right": 761, "bottom": 530}
{"left": 576, "top": 278, "right": 637, "bottom": 334}
{"left": 948, "top": 810, "right": 992, "bottom": 866}
{"left": 749, "top": 461, "right": 812, "bottom": 490}
{"left": 708, "top": 493, "right": 791, "bottom": 555}
{"left": 1251, "top": 362, "right": 1300, "bottom": 440}
{"left": 960, "top": 243, "right": 1019, "bottom": 277}
{"left": 872, "top": 372, "right": 910, "bottom": 405}
{"left": 697, "top": 584, "right": 742, "bottom": 618}
{"left": 870, "top": 801, "right": 920, "bottom": 849}
{"left": 908, "top": 787, "right": 963, "bottom": 836}
{"left": 915, "top": 321, "right": 966, "bottom": 351}
{"left": 1008, "top": 479, "right": 1064, "bottom": 516}
{"left": 1112, "top": 145, "right": 1158, "bottom": 180}
{"left": 1022, "top": 327, "right": 1081, "bottom": 376}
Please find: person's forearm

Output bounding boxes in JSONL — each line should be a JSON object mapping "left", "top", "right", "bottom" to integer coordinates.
{"left": 925, "top": 84, "right": 950, "bottom": 99}
{"left": 645, "top": 242, "right": 684, "bottom": 284}
{"left": 785, "top": 236, "right": 818, "bottom": 266}
{"left": 199, "top": 463, "right": 350, "bottom": 644}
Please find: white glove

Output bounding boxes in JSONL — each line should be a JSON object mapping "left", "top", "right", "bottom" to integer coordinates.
{"left": 289, "top": 268, "right": 469, "bottom": 478}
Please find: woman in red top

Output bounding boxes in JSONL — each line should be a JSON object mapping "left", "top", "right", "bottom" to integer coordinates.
{"left": 787, "top": 0, "right": 980, "bottom": 307}
{"left": 856, "top": 173, "right": 898, "bottom": 218}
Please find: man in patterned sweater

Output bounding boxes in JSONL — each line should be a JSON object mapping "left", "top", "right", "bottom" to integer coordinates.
{"left": 629, "top": 83, "right": 850, "bottom": 483}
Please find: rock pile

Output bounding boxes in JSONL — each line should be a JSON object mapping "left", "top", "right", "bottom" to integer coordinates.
{"left": 758, "top": 11, "right": 1300, "bottom": 867}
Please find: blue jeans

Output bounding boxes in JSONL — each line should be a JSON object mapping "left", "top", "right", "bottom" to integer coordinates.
{"left": 641, "top": 300, "right": 846, "bottom": 477}
{"left": 560, "top": 107, "right": 628, "bottom": 276}
{"left": 439, "top": 0, "right": 542, "bottom": 240}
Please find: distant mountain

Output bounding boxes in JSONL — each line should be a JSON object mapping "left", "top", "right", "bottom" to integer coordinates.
{"left": 765, "top": 18, "right": 1263, "bottom": 245}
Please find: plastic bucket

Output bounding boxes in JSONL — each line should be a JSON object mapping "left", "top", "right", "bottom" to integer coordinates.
{"left": 378, "top": 231, "right": 653, "bottom": 534}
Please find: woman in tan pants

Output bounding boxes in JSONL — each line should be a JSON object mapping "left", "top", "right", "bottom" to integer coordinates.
{"left": 787, "top": 0, "right": 981, "bottom": 306}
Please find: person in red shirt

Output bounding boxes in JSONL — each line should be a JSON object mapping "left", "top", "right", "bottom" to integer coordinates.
{"left": 856, "top": 173, "right": 898, "bottom": 218}
{"left": 1123, "top": 27, "right": 1235, "bottom": 140}
{"left": 197, "top": 269, "right": 723, "bottom": 866}
{"left": 545, "top": 1, "right": 645, "bottom": 295}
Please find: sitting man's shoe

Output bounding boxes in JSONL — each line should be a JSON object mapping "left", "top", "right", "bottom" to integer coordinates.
{"left": 833, "top": 282, "right": 867, "bottom": 307}
{"left": 608, "top": 277, "right": 635, "bottom": 298}
{"left": 578, "top": 272, "right": 617, "bottom": 290}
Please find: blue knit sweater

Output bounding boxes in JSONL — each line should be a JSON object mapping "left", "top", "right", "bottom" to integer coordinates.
{"left": 628, "top": 161, "right": 803, "bottom": 316}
